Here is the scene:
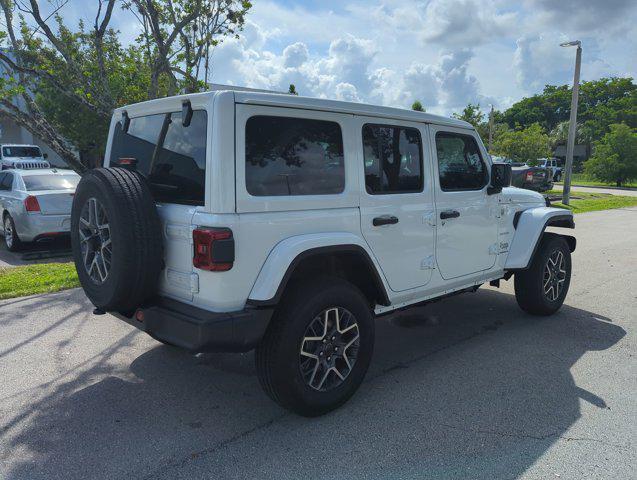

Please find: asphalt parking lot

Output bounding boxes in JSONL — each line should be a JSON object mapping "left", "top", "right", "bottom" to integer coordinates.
{"left": 0, "top": 207, "right": 635, "bottom": 480}
{"left": 0, "top": 238, "right": 72, "bottom": 268}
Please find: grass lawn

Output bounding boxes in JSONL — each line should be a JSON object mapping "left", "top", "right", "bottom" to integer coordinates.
{"left": 556, "top": 173, "right": 637, "bottom": 189}
{"left": 0, "top": 262, "right": 79, "bottom": 300}
{"left": 546, "top": 190, "right": 637, "bottom": 214}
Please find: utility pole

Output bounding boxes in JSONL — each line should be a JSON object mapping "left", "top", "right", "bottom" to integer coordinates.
{"left": 560, "top": 40, "right": 582, "bottom": 205}
{"left": 488, "top": 105, "right": 494, "bottom": 152}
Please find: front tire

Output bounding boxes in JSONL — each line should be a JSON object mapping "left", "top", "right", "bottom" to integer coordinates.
{"left": 255, "top": 277, "right": 374, "bottom": 417}
{"left": 3, "top": 214, "right": 22, "bottom": 252}
{"left": 514, "top": 233, "right": 571, "bottom": 316}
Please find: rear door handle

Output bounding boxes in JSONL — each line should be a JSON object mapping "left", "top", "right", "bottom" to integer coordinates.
{"left": 373, "top": 215, "right": 399, "bottom": 226}
{"left": 440, "top": 210, "right": 460, "bottom": 220}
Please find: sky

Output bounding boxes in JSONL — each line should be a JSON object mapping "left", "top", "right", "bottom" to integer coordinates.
{"left": 61, "top": 0, "right": 637, "bottom": 115}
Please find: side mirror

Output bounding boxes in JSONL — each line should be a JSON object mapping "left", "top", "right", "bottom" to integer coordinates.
{"left": 487, "top": 162, "right": 512, "bottom": 195}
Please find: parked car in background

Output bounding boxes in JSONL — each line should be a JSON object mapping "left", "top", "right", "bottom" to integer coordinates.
{"left": 510, "top": 162, "right": 554, "bottom": 192}
{"left": 0, "top": 168, "right": 80, "bottom": 251}
{"left": 536, "top": 158, "right": 562, "bottom": 181}
{"left": 0, "top": 144, "right": 50, "bottom": 170}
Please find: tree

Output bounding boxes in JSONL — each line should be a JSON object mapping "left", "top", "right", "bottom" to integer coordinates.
{"left": 288, "top": 84, "right": 298, "bottom": 95}
{"left": 492, "top": 123, "right": 551, "bottom": 164}
{"left": 411, "top": 100, "right": 424, "bottom": 112}
{"left": 584, "top": 123, "right": 637, "bottom": 186}
{"left": 0, "top": 0, "right": 251, "bottom": 171}
{"left": 502, "top": 77, "right": 636, "bottom": 144}
{"left": 453, "top": 103, "right": 490, "bottom": 140}
{"left": 453, "top": 103, "right": 484, "bottom": 125}
{"left": 124, "top": 0, "right": 251, "bottom": 97}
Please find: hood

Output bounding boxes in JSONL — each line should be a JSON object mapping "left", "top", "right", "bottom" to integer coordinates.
{"left": 500, "top": 186, "right": 545, "bottom": 204}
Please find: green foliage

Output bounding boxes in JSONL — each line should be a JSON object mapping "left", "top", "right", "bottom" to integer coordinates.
{"left": 0, "top": 263, "right": 79, "bottom": 299}
{"left": 0, "top": 0, "right": 252, "bottom": 170}
{"left": 411, "top": 100, "right": 424, "bottom": 112}
{"left": 584, "top": 123, "right": 637, "bottom": 186}
{"left": 452, "top": 103, "right": 490, "bottom": 140}
{"left": 492, "top": 123, "right": 551, "bottom": 163}
{"left": 502, "top": 77, "right": 636, "bottom": 144}
{"left": 288, "top": 84, "right": 298, "bottom": 95}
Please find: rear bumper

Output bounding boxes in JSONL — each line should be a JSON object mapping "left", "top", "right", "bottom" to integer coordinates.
{"left": 113, "top": 297, "right": 273, "bottom": 353}
{"left": 14, "top": 212, "right": 71, "bottom": 242}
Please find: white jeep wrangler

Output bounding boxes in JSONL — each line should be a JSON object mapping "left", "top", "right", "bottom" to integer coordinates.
{"left": 70, "top": 89, "right": 575, "bottom": 416}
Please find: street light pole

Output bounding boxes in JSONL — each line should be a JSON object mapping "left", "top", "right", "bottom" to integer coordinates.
{"left": 560, "top": 40, "right": 582, "bottom": 205}
{"left": 488, "top": 104, "right": 494, "bottom": 152}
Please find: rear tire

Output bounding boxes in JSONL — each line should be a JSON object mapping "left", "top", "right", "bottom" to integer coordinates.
{"left": 255, "top": 277, "right": 374, "bottom": 417}
{"left": 3, "top": 214, "right": 21, "bottom": 252}
{"left": 70, "top": 168, "right": 163, "bottom": 312}
{"left": 514, "top": 233, "right": 571, "bottom": 316}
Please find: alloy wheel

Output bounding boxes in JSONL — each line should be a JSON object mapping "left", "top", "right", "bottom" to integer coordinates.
{"left": 543, "top": 250, "right": 566, "bottom": 301}
{"left": 299, "top": 307, "right": 360, "bottom": 392}
{"left": 78, "top": 197, "right": 112, "bottom": 284}
{"left": 4, "top": 217, "right": 13, "bottom": 249}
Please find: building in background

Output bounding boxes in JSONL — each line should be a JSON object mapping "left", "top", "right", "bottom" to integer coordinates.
{"left": 0, "top": 49, "right": 69, "bottom": 169}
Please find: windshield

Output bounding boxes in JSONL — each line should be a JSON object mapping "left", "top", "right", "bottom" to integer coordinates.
{"left": 22, "top": 175, "right": 79, "bottom": 191}
{"left": 2, "top": 146, "right": 42, "bottom": 158}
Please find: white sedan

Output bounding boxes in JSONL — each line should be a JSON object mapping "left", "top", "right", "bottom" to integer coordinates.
{"left": 0, "top": 168, "right": 80, "bottom": 251}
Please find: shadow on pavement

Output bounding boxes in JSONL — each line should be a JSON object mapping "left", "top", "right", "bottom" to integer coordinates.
{"left": 2, "top": 289, "right": 626, "bottom": 480}
{"left": 0, "top": 236, "right": 72, "bottom": 267}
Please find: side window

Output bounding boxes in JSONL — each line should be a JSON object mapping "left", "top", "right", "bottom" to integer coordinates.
{"left": 0, "top": 173, "right": 6, "bottom": 189}
{"left": 362, "top": 124, "right": 423, "bottom": 194}
{"left": 435, "top": 132, "right": 488, "bottom": 191}
{"left": 0, "top": 173, "right": 13, "bottom": 191}
{"left": 245, "top": 116, "right": 345, "bottom": 196}
{"left": 109, "top": 110, "right": 207, "bottom": 205}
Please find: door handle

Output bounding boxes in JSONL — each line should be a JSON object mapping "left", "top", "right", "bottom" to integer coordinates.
{"left": 440, "top": 210, "right": 460, "bottom": 220}
{"left": 373, "top": 215, "right": 399, "bottom": 226}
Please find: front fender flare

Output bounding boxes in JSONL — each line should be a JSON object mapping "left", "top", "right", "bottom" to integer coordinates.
{"left": 505, "top": 207, "right": 575, "bottom": 270}
{"left": 247, "top": 232, "right": 390, "bottom": 305}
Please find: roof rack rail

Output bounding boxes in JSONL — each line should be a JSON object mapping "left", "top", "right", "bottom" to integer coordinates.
{"left": 206, "top": 83, "right": 288, "bottom": 95}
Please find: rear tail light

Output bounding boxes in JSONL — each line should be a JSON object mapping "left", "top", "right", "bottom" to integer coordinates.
{"left": 24, "top": 195, "right": 41, "bottom": 212}
{"left": 525, "top": 171, "right": 534, "bottom": 182}
{"left": 193, "top": 228, "right": 234, "bottom": 271}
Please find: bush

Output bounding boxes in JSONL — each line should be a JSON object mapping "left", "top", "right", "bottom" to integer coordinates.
{"left": 584, "top": 123, "right": 637, "bottom": 186}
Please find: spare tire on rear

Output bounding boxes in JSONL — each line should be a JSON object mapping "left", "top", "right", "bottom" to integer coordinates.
{"left": 70, "top": 167, "right": 163, "bottom": 312}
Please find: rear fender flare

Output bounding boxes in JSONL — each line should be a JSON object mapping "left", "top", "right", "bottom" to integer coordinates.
{"left": 247, "top": 232, "right": 390, "bottom": 306}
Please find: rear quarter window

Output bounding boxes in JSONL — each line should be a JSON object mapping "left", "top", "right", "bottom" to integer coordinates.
{"left": 245, "top": 116, "right": 345, "bottom": 196}
{"left": 109, "top": 110, "right": 207, "bottom": 205}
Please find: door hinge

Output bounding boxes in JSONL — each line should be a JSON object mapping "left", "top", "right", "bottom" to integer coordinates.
{"left": 420, "top": 255, "right": 435, "bottom": 270}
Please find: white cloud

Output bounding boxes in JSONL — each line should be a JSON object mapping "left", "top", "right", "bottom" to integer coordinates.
{"left": 420, "top": 0, "right": 517, "bottom": 47}
{"left": 283, "top": 42, "right": 309, "bottom": 68}
{"left": 204, "top": 0, "right": 637, "bottom": 115}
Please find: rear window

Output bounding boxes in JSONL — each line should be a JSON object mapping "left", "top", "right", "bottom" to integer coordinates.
{"left": 109, "top": 110, "right": 207, "bottom": 205}
{"left": 2, "top": 146, "right": 42, "bottom": 158}
{"left": 23, "top": 175, "right": 79, "bottom": 191}
{"left": 245, "top": 116, "right": 345, "bottom": 196}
